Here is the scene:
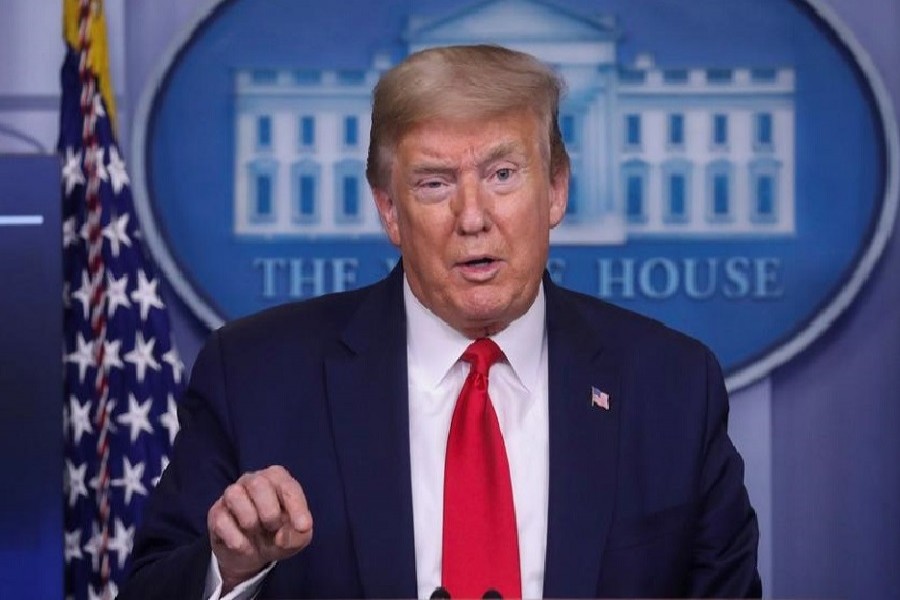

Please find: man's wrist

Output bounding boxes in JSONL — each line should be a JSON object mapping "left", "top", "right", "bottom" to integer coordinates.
{"left": 206, "top": 552, "right": 276, "bottom": 600}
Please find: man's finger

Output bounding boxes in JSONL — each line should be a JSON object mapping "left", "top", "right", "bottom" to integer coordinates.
{"left": 221, "top": 482, "right": 260, "bottom": 532}
{"left": 273, "top": 521, "right": 313, "bottom": 552}
{"left": 242, "top": 471, "right": 283, "bottom": 532}
{"left": 209, "top": 501, "right": 253, "bottom": 555}
{"left": 271, "top": 472, "right": 313, "bottom": 533}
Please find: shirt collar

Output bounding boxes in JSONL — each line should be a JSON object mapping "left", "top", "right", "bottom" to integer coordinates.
{"left": 404, "top": 275, "right": 546, "bottom": 393}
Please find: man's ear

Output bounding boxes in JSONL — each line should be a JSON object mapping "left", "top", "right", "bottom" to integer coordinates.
{"left": 548, "top": 166, "right": 569, "bottom": 229}
{"left": 373, "top": 187, "right": 402, "bottom": 247}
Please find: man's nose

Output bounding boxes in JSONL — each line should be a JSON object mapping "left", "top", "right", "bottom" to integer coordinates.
{"left": 452, "top": 175, "right": 491, "bottom": 234}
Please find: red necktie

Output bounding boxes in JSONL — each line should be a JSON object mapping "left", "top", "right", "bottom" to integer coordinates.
{"left": 442, "top": 338, "right": 521, "bottom": 599}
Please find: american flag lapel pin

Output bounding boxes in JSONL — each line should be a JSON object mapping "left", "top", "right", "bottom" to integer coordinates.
{"left": 591, "top": 386, "right": 610, "bottom": 411}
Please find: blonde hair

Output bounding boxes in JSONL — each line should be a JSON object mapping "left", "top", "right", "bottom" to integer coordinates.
{"left": 365, "top": 44, "right": 570, "bottom": 190}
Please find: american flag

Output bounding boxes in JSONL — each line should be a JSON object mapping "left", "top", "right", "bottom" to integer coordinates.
{"left": 591, "top": 386, "right": 610, "bottom": 411}
{"left": 59, "top": 1, "right": 183, "bottom": 598}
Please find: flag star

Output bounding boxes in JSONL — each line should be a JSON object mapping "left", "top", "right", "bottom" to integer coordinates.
{"left": 159, "top": 394, "right": 180, "bottom": 446}
{"left": 102, "top": 212, "right": 132, "bottom": 258}
{"left": 62, "top": 147, "right": 84, "bottom": 195}
{"left": 106, "top": 272, "right": 131, "bottom": 316}
{"left": 63, "top": 216, "right": 79, "bottom": 248}
{"left": 112, "top": 456, "right": 148, "bottom": 505}
{"left": 107, "top": 146, "right": 130, "bottom": 194}
{"left": 64, "top": 528, "right": 83, "bottom": 563}
{"left": 82, "top": 524, "right": 103, "bottom": 571}
{"left": 102, "top": 338, "right": 124, "bottom": 373}
{"left": 65, "top": 333, "right": 95, "bottom": 383}
{"left": 71, "top": 270, "right": 92, "bottom": 320}
{"left": 162, "top": 348, "right": 184, "bottom": 384}
{"left": 130, "top": 270, "right": 164, "bottom": 321}
{"left": 153, "top": 455, "right": 170, "bottom": 487}
{"left": 117, "top": 394, "right": 154, "bottom": 443}
{"left": 107, "top": 518, "right": 135, "bottom": 569}
{"left": 88, "top": 581, "right": 118, "bottom": 600}
{"left": 69, "top": 395, "right": 93, "bottom": 444}
{"left": 85, "top": 145, "right": 108, "bottom": 183}
{"left": 79, "top": 219, "right": 91, "bottom": 244}
{"left": 124, "top": 332, "right": 161, "bottom": 383}
{"left": 65, "top": 459, "right": 89, "bottom": 507}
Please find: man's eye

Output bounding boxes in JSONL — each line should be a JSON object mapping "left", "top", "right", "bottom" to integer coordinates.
{"left": 496, "top": 168, "right": 513, "bottom": 181}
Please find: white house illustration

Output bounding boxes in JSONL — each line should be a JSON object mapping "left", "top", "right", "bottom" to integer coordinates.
{"left": 233, "top": 0, "right": 795, "bottom": 243}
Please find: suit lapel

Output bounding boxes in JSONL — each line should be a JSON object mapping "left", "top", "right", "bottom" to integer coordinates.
{"left": 324, "top": 266, "right": 418, "bottom": 598}
{"left": 542, "top": 279, "right": 621, "bottom": 597}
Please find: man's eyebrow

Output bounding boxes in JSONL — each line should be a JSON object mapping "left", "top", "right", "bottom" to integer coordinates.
{"left": 477, "top": 141, "right": 527, "bottom": 167}
{"left": 406, "top": 141, "right": 528, "bottom": 176}
{"left": 408, "top": 163, "right": 457, "bottom": 176}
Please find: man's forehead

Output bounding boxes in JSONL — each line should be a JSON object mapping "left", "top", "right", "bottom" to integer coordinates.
{"left": 396, "top": 113, "right": 541, "bottom": 160}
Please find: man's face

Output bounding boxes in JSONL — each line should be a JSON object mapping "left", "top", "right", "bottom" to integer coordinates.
{"left": 373, "top": 110, "right": 568, "bottom": 337}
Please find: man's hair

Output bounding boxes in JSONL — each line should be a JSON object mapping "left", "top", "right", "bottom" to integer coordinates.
{"left": 365, "top": 44, "right": 570, "bottom": 190}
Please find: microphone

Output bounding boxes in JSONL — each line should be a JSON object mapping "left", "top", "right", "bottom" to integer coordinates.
{"left": 482, "top": 589, "right": 502, "bottom": 599}
{"left": 430, "top": 586, "right": 451, "bottom": 599}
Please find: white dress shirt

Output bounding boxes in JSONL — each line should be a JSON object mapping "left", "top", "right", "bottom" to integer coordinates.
{"left": 205, "top": 277, "right": 550, "bottom": 600}
{"left": 405, "top": 278, "right": 549, "bottom": 599}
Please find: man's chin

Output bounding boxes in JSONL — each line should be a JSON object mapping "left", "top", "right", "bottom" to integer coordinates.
{"left": 451, "top": 303, "right": 519, "bottom": 338}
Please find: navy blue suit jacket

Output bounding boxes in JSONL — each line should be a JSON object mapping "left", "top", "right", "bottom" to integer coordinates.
{"left": 122, "top": 266, "right": 760, "bottom": 598}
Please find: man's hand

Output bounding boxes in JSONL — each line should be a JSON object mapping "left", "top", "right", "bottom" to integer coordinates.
{"left": 207, "top": 465, "right": 313, "bottom": 594}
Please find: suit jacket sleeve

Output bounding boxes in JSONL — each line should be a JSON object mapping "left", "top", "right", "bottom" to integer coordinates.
{"left": 118, "top": 330, "right": 238, "bottom": 599}
{"left": 687, "top": 348, "right": 762, "bottom": 597}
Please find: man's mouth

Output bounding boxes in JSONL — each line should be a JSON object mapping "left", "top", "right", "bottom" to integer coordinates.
{"left": 455, "top": 256, "right": 501, "bottom": 282}
{"left": 462, "top": 257, "right": 496, "bottom": 267}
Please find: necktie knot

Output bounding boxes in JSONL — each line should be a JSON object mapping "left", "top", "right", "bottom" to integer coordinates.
{"left": 462, "top": 338, "right": 504, "bottom": 377}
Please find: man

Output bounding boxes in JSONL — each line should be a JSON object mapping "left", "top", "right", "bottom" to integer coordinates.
{"left": 121, "top": 45, "right": 761, "bottom": 599}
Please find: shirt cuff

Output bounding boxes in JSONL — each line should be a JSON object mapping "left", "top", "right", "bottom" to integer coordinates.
{"left": 203, "top": 552, "right": 276, "bottom": 600}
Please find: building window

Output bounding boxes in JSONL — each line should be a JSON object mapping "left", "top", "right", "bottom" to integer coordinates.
{"left": 334, "top": 159, "right": 365, "bottom": 223}
{"left": 248, "top": 160, "right": 278, "bottom": 223}
{"left": 755, "top": 113, "right": 773, "bottom": 149}
{"left": 712, "top": 114, "right": 728, "bottom": 147}
{"left": 622, "top": 160, "right": 649, "bottom": 222}
{"left": 663, "top": 160, "right": 691, "bottom": 223}
{"left": 256, "top": 175, "right": 273, "bottom": 216}
{"left": 626, "top": 176, "right": 644, "bottom": 220}
{"left": 256, "top": 116, "right": 272, "bottom": 150}
{"left": 668, "top": 114, "right": 684, "bottom": 147}
{"left": 751, "top": 68, "right": 778, "bottom": 82}
{"left": 566, "top": 175, "right": 578, "bottom": 216}
{"left": 337, "top": 70, "right": 366, "bottom": 85}
{"left": 291, "top": 161, "right": 320, "bottom": 224}
{"left": 713, "top": 175, "right": 729, "bottom": 216}
{"left": 251, "top": 70, "right": 278, "bottom": 84}
{"left": 669, "top": 174, "right": 686, "bottom": 218}
{"left": 625, "top": 114, "right": 641, "bottom": 148}
{"left": 663, "top": 69, "right": 689, "bottom": 84}
{"left": 293, "top": 70, "right": 321, "bottom": 85}
{"left": 560, "top": 114, "right": 576, "bottom": 146}
{"left": 706, "top": 161, "right": 733, "bottom": 221}
{"left": 299, "top": 176, "right": 316, "bottom": 218}
{"left": 749, "top": 158, "right": 781, "bottom": 223}
{"left": 344, "top": 116, "right": 359, "bottom": 147}
{"left": 707, "top": 69, "right": 733, "bottom": 84}
{"left": 342, "top": 176, "right": 359, "bottom": 217}
{"left": 756, "top": 176, "right": 774, "bottom": 217}
{"left": 299, "top": 116, "right": 315, "bottom": 149}
{"left": 619, "top": 69, "right": 646, "bottom": 84}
